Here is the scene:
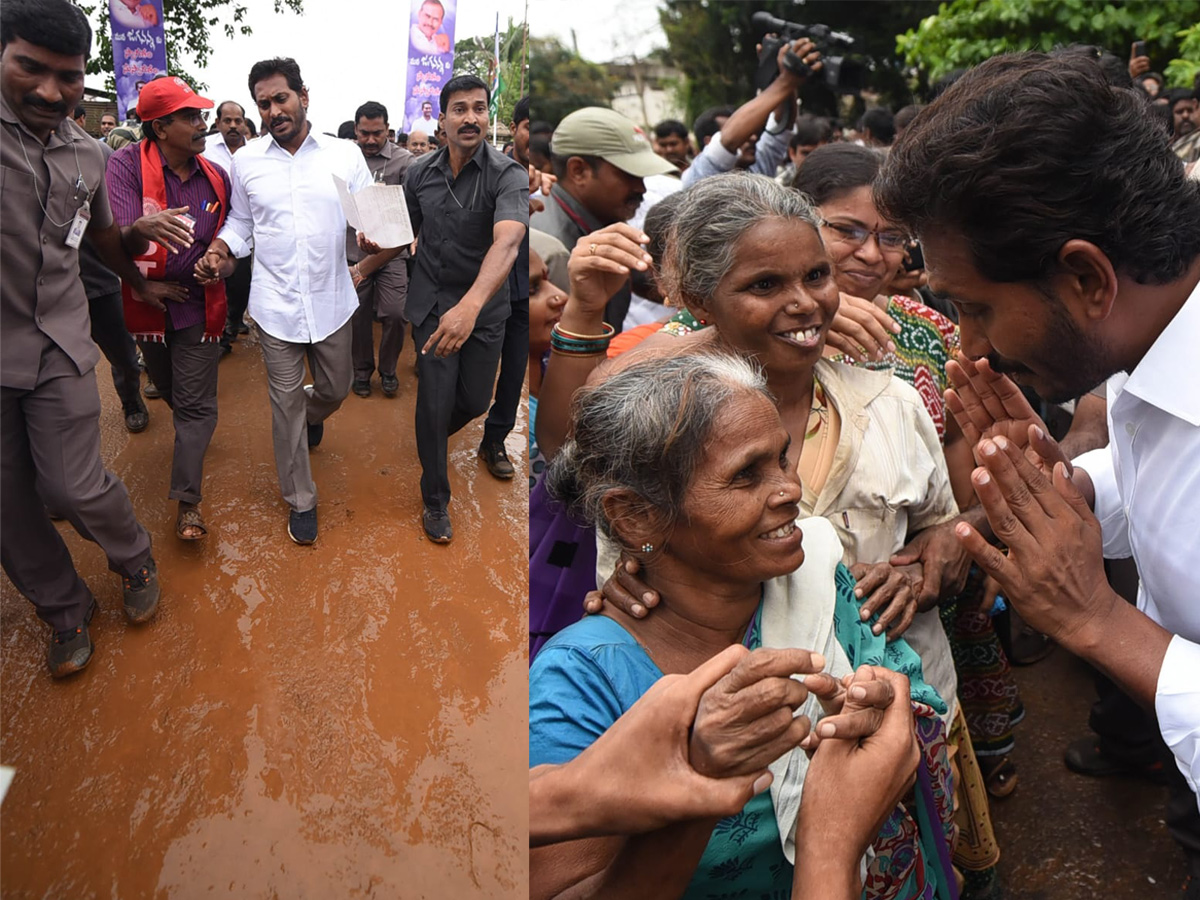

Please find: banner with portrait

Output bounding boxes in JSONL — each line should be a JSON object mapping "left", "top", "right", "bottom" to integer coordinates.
{"left": 403, "top": 0, "right": 456, "bottom": 138}
{"left": 108, "top": 0, "right": 168, "bottom": 121}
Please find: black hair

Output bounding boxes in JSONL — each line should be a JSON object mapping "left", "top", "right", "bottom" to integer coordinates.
{"left": 355, "top": 100, "right": 388, "bottom": 124}
{"left": 654, "top": 119, "right": 688, "bottom": 141}
{"left": 1148, "top": 101, "right": 1174, "bottom": 138}
{"left": 0, "top": 0, "right": 91, "bottom": 58}
{"left": 791, "top": 114, "right": 831, "bottom": 148}
{"left": 643, "top": 191, "right": 688, "bottom": 270}
{"left": 1135, "top": 72, "right": 1164, "bottom": 88}
{"left": 73, "top": 102, "right": 86, "bottom": 120}
{"left": 529, "top": 133, "right": 551, "bottom": 161}
{"left": 337, "top": 120, "right": 356, "bottom": 140}
{"left": 396, "top": 131, "right": 408, "bottom": 145}
{"left": 860, "top": 107, "right": 895, "bottom": 145}
{"left": 244, "top": 119, "right": 257, "bottom": 137}
{"left": 142, "top": 114, "right": 175, "bottom": 143}
{"left": 1052, "top": 44, "right": 1132, "bottom": 89}
{"left": 529, "top": 120, "right": 553, "bottom": 136}
{"left": 929, "top": 68, "right": 967, "bottom": 100}
{"left": 793, "top": 143, "right": 882, "bottom": 205}
{"left": 439, "top": 74, "right": 489, "bottom": 113}
{"left": 513, "top": 95, "right": 531, "bottom": 126}
{"left": 248, "top": 57, "right": 304, "bottom": 98}
{"left": 1165, "top": 87, "right": 1198, "bottom": 107}
{"left": 893, "top": 105, "right": 920, "bottom": 133}
{"left": 550, "top": 152, "right": 602, "bottom": 181}
{"left": 692, "top": 105, "right": 735, "bottom": 149}
{"left": 876, "top": 51, "right": 1200, "bottom": 286}
{"left": 215, "top": 100, "right": 245, "bottom": 119}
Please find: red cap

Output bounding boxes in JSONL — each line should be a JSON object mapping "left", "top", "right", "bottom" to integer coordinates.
{"left": 135, "top": 77, "right": 214, "bottom": 121}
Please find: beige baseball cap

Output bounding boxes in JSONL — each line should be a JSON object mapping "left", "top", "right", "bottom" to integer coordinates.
{"left": 551, "top": 107, "right": 678, "bottom": 178}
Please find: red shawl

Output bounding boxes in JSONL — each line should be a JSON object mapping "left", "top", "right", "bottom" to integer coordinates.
{"left": 121, "top": 140, "right": 228, "bottom": 342}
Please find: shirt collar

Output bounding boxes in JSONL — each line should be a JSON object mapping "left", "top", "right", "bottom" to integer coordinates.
{"left": 265, "top": 123, "right": 324, "bottom": 157}
{"left": 548, "top": 183, "right": 604, "bottom": 233}
{"left": 1120, "top": 275, "right": 1200, "bottom": 425}
{"left": 433, "top": 141, "right": 486, "bottom": 178}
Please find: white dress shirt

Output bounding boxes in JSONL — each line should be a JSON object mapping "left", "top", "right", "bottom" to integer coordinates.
{"left": 1074, "top": 276, "right": 1200, "bottom": 806}
{"left": 216, "top": 127, "right": 371, "bottom": 344}
{"left": 201, "top": 131, "right": 235, "bottom": 175}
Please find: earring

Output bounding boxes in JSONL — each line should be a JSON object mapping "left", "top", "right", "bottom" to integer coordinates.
{"left": 642, "top": 543, "right": 654, "bottom": 553}
{"left": 696, "top": 318, "right": 708, "bottom": 326}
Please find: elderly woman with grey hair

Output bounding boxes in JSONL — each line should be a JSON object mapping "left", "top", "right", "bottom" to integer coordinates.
{"left": 530, "top": 351, "right": 953, "bottom": 900}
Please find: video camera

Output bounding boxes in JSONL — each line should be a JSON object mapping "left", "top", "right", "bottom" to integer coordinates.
{"left": 751, "top": 11, "right": 862, "bottom": 94}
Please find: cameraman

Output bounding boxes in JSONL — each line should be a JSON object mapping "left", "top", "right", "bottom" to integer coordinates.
{"left": 681, "top": 37, "right": 821, "bottom": 188}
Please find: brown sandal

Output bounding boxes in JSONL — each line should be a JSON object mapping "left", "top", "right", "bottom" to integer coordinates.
{"left": 980, "top": 756, "right": 1019, "bottom": 799}
{"left": 176, "top": 505, "right": 208, "bottom": 541}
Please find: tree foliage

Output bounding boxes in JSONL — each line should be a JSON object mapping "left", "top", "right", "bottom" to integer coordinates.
{"left": 898, "top": 0, "right": 1200, "bottom": 86}
{"left": 528, "top": 37, "right": 617, "bottom": 128}
{"left": 452, "top": 18, "right": 529, "bottom": 128}
{"left": 79, "top": 0, "right": 304, "bottom": 92}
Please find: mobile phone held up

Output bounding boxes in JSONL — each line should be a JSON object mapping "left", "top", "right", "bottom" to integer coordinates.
{"left": 1133, "top": 40, "right": 1147, "bottom": 58}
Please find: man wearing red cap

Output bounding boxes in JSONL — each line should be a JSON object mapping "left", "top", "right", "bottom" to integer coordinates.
{"left": 106, "top": 75, "right": 232, "bottom": 541}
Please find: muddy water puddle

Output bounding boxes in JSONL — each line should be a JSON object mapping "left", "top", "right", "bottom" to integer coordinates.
{"left": 1, "top": 332, "right": 528, "bottom": 898}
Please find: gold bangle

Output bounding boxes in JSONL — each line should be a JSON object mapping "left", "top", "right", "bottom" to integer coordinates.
{"left": 553, "top": 322, "right": 616, "bottom": 342}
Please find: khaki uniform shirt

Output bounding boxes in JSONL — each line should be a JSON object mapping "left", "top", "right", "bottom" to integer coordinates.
{"left": 345, "top": 140, "right": 414, "bottom": 264}
{"left": 1, "top": 96, "right": 113, "bottom": 389}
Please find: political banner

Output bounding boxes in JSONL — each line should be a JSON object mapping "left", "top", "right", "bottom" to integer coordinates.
{"left": 109, "top": 0, "right": 168, "bottom": 121}
{"left": 404, "top": 0, "right": 456, "bottom": 137}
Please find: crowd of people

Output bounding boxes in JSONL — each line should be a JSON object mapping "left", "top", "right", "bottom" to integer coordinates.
{"left": 527, "top": 30, "right": 1200, "bottom": 900}
{"left": 1, "top": 0, "right": 530, "bottom": 674}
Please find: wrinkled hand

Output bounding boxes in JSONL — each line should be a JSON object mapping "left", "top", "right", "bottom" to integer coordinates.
{"left": 799, "top": 665, "right": 898, "bottom": 752}
{"left": 133, "top": 279, "right": 189, "bottom": 310}
{"left": 945, "top": 354, "right": 1071, "bottom": 479}
{"left": 825, "top": 292, "right": 899, "bottom": 363}
{"left": 356, "top": 231, "right": 384, "bottom": 255}
{"left": 584, "top": 553, "right": 657, "bottom": 619}
{"left": 422, "top": 302, "right": 479, "bottom": 357}
{"left": 690, "top": 647, "right": 825, "bottom": 778}
{"left": 133, "top": 206, "right": 194, "bottom": 255}
{"left": 979, "top": 573, "right": 1003, "bottom": 615}
{"left": 795, "top": 667, "right": 918, "bottom": 882}
{"left": 1128, "top": 43, "right": 1151, "bottom": 78}
{"left": 888, "top": 521, "right": 971, "bottom": 611}
{"left": 954, "top": 436, "right": 1115, "bottom": 648}
{"left": 567, "top": 224, "right": 652, "bottom": 319}
{"left": 849, "top": 561, "right": 921, "bottom": 639}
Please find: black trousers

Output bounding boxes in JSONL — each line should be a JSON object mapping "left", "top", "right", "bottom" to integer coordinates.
{"left": 221, "top": 255, "right": 252, "bottom": 345}
{"left": 482, "top": 293, "right": 529, "bottom": 445}
{"left": 87, "top": 290, "right": 141, "bottom": 411}
{"left": 412, "top": 311, "right": 506, "bottom": 511}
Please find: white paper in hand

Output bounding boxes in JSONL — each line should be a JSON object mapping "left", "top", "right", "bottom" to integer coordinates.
{"left": 332, "top": 175, "right": 415, "bottom": 249}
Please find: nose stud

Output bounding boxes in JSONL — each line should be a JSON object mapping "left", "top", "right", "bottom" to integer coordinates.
{"left": 779, "top": 490, "right": 786, "bottom": 497}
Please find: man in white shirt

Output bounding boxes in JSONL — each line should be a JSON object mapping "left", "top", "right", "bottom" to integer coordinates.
{"left": 409, "top": 0, "right": 450, "bottom": 55}
{"left": 875, "top": 49, "right": 1200, "bottom": 832}
{"left": 202, "top": 100, "right": 252, "bottom": 351}
{"left": 197, "top": 58, "right": 376, "bottom": 545}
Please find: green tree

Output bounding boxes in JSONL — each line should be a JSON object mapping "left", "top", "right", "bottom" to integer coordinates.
{"left": 79, "top": 0, "right": 304, "bottom": 91}
{"left": 452, "top": 18, "right": 528, "bottom": 127}
{"left": 897, "top": 0, "right": 1200, "bottom": 86}
{"left": 528, "top": 37, "right": 617, "bottom": 128}
{"left": 659, "top": 0, "right": 942, "bottom": 125}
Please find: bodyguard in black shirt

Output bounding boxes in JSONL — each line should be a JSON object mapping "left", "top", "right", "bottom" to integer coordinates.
{"left": 404, "top": 75, "right": 527, "bottom": 543}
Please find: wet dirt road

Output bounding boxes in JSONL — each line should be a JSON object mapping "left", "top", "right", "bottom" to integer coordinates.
{"left": 1, "top": 327, "right": 528, "bottom": 899}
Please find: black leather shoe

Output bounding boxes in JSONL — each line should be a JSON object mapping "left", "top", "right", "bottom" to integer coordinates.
{"left": 288, "top": 507, "right": 318, "bottom": 545}
{"left": 123, "top": 398, "right": 149, "bottom": 433}
{"left": 381, "top": 373, "right": 399, "bottom": 397}
{"left": 352, "top": 378, "right": 371, "bottom": 398}
{"left": 478, "top": 440, "right": 515, "bottom": 479}
{"left": 48, "top": 601, "right": 96, "bottom": 677}
{"left": 307, "top": 421, "right": 324, "bottom": 448}
{"left": 422, "top": 507, "right": 452, "bottom": 543}
{"left": 1063, "top": 737, "right": 1169, "bottom": 784}
{"left": 122, "top": 558, "right": 160, "bottom": 624}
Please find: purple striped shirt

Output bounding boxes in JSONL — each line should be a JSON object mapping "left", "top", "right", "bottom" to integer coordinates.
{"left": 106, "top": 143, "right": 231, "bottom": 331}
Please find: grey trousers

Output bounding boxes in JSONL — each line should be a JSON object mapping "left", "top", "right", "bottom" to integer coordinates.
{"left": 413, "top": 312, "right": 506, "bottom": 511}
{"left": 139, "top": 322, "right": 220, "bottom": 505}
{"left": 88, "top": 290, "right": 142, "bottom": 411}
{"left": 1, "top": 340, "right": 152, "bottom": 632}
{"left": 351, "top": 261, "right": 407, "bottom": 381}
{"left": 257, "top": 318, "right": 353, "bottom": 512}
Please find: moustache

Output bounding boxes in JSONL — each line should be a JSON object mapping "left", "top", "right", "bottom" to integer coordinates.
{"left": 458, "top": 125, "right": 480, "bottom": 134}
{"left": 23, "top": 95, "right": 66, "bottom": 114}
{"left": 271, "top": 118, "right": 291, "bottom": 129}
{"left": 986, "top": 352, "right": 1031, "bottom": 376}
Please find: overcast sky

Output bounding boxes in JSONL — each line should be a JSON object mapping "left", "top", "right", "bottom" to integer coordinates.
{"left": 527, "top": 0, "right": 666, "bottom": 62}
{"left": 84, "top": 0, "right": 529, "bottom": 133}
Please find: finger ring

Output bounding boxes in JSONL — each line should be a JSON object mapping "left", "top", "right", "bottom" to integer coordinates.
{"left": 589, "top": 243, "right": 598, "bottom": 256}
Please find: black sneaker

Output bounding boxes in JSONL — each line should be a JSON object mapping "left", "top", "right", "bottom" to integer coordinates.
{"left": 381, "top": 373, "right": 399, "bottom": 397}
{"left": 122, "top": 558, "right": 160, "bottom": 624}
{"left": 48, "top": 601, "right": 97, "bottom": 677}
{"left": 123, "top": 398, "right": 149, "bottom": 433}
{"left": 422, "top": 507, "right": 452, "bottom": 543}
{"left": 143, "top": 380, "right": 161, "bottom": 400}
{"left": 237, "top": 321, "right": 250, "bottom": 334}
{"left": 478, "top": 440, "right": 515, "bottom": 479}
{"left": 288, "top": 507, "right": 318, "bottom": 544}
{"left": 307, "top": 421, "right": 324, "bottom": 448}
{"left": 352, "top": 378, "right": 372, "bottom": 398}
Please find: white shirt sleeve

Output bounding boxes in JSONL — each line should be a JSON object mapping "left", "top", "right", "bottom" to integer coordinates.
{"left": 1155, "top": 635, "right": 1200, "bottom": 810}
{"left": 217, "top": 156, "right": 254, "bottom": 259}
{"left": 680, "top": 133, "right": 739, "bottom": 187}
{"left": 1072, "top": 446, "right": 1133, "bottom": 559}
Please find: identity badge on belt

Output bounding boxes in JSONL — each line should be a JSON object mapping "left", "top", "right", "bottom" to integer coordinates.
{"left": 65, "top": 200, "right": 90, "bottom": 249}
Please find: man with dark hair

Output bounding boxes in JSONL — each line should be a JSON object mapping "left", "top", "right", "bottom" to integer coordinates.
{"left": 533, "top": 106, "right": 675, "bottom": 331}
{"left": 403, "top": 73, "right": 527, "bottom": 541}
{"left": 691, "top": 105, "right": 734, "bottom": 154}
{"left": 511, "top": 94, "right": 531, "bottom": 166}
{"left": 197, "top": 57, "right": 378, "bottom": 545}
{"left": 528, "top": 131, "right": 551, "bottom": 173}
{"left": 395, "top": 131, "right": 408, "bottom": 148}
{"left": 1, "top": 0, "right": 166, "bottom": 675}
{"left": 860, "top": 107, "right": 895, "bottom": 148}
{"left": 652, "top": 119, "right": 689, "bottom": 169}
{"left": 1167, "top": 85, "right": 1200, "bottom": 164}
{"left": 893, "top": 104, "right": 920, "bottom": 138}
{"left": 410, "top": 0, "right": 449, "bottom": 55}
{"left": 876, "top": 47, "right": 1200, "bottom": 858}
{"left": 107, "top": 76, "right": 231, "bottom": 542}
{"left": 777, "top": 113, "right": 830, "bottom": 186}
{"left": 348, "top": 98, "right": 412, "bottom": 398}
{"left": 100, "top": 111, "right": 117, "bottom": 136}
{"left": 410, "top": 98, "right": 436, "bottom": 135}
{"left": 203, "top": 99, "right": 251, "bottom": 352}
